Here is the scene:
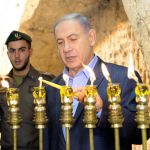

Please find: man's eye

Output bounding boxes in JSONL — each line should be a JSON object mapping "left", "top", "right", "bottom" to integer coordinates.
{"left": 57, "top": 41, "right": 64, "bottom": 45}
{"left": 8, "top": 49, "right": 15, "bottom": 53}
{"left": 18, "top": 48, "right": 26, "bottom": 52}
{"left": 70, "top": 38, "right": 77, "bottom": 41}
{"left": 20, "top": 48, "right": 25, "bottom": 52}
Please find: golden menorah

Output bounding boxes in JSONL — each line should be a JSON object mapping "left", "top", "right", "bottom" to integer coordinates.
{"left": 60, "top": 86, "right": 73, "bottom": 150}
{"left": 0, "top": 66, "right": 150, "bottom": 150}
{"left": 39, "top": 77, "right": 98, "bottom": 150}
{"left": 32, "top": 86, "right": 47, "bottom": 150}
{"left": 107, "top": 83, "right": 123, "bottom": 150}
{"left": 6, "top": 88, "right": 22, "bottom": 150}
{"left": 84, "top": 85, "right": 98, "bottom": 150}
{"left": 135, "top": 83, "right": 150, "bottom": 150}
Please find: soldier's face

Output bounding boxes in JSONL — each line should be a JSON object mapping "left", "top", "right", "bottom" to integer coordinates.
{"left": 7, "top": 40, "right": 31, "bottom": 71}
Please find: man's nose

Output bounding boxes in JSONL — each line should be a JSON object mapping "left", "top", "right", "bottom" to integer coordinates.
{"left": 63, "top": 41, "right": 71, "bottom": 52}
{"left": 14, "top": 50, "right": 20, "bottom": 57}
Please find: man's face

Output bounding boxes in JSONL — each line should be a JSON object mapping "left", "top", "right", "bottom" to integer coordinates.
{"left": 7, "top": 40, "right": 31, "bottom": 71}
{"left": 55, "top": 19, "right": 96, "bottom": 74}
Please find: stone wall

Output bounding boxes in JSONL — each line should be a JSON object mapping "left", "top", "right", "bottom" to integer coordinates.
{"left": 122, "top": 0, "right": 150, "bottom": 77}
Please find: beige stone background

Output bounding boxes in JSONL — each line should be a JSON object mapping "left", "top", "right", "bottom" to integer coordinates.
{"left": 19, "top": 0, "right": 150, "bottom": 149}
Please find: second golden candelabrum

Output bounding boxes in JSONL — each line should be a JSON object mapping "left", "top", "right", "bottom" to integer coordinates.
{"left": 135, "top": 83, "right": 150, "bottom": 150}
{"left": 107, "top": 83, "right": 123, "bottom": 150}
{"left": 84, "top": 85, "right": 98, "bottom": 150}
{"left": 6, "top": 88, "right": 22, "bottom": 150}
{"left": 33, "top": 87, "right": 47, "bottom": 150}
{"left": 60, "top": 86, "right": 73, "bottom": 150}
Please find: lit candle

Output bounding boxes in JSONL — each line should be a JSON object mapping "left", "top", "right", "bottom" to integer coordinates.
{"left": 38, "top": 77, "right": 43, "bottom": 97}
{"left": 63, "top": 74, "right": 69, "bottom": 86}
{"left": 41, "top": 79, "right": 62, "bottom": 90}
{"left": 127, "top": 52, "right": 139, "bottom": 83}
{"left": 1, "top": 79, "right": 9, "bottom": 88}
{"left": 101, "top": 63, "right": 112, "bottom": 83}
{"left": 128, "top": 52, "right": 149, "bottom": 150}
{"left": 38, "top": 77, "right": 43, "bottom": 88}
{"left": 82, "top": 64, "right": 96, "bottom": 86}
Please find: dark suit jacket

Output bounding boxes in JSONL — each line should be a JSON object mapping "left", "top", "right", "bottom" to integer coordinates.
{"left": 44, "top": 57, "right": 144, "bottom": 150}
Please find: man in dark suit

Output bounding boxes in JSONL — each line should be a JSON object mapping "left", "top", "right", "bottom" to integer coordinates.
{"left": 44, "top": 13, "right": 146, "bottom": 150}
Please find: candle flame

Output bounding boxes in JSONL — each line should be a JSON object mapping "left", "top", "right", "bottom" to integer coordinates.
{"left": 82, "top": 64, "right": 96, "bottom": 85}
{"left": 63, "top": 74, "right": 69, "bottom": 86}
{"left": 1, "top": 79, "right": 9, "bottom": 88}
{"left": 38, "top": 76, "right": 43, "bottom": 88}
{"left": 101, "top": 63, "right": 112, "bottom": 83}
{"left": 127, "top": 53, "right": 139, "bottom": 82}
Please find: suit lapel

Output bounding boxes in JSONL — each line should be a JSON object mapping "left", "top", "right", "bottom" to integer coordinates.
{"left": 73, "top": 102, "right": 84, "bottom": 125}
{"left": 93, "top": 58, "right": 105, "bottom": 88}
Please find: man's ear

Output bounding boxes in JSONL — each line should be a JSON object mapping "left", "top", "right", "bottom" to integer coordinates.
{"left": 88, "top": 29, "right": 96, "bottom": 46}
{"left": 29, "top": 48, "right": 32, "bottom": 56}
{"left": 7, "top": 51, "right": 10, "bottom": 58}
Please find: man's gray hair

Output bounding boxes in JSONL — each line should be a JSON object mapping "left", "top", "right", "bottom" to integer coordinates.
{"left": 53, "top": 13, "right": 91, "bottom": 32}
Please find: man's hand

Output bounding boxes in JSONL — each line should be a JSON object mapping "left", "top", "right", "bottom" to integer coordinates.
{"left": 73, "top": 86, "right": 103, "bottom": 112}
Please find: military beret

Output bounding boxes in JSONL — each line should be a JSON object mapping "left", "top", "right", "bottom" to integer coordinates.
{"left": 5, "top": 30, "right": 32, "bottom": 45}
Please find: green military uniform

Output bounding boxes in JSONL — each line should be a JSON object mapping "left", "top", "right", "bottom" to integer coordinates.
{"left": 0, "top": 65, "right": 54, "bottom": 150}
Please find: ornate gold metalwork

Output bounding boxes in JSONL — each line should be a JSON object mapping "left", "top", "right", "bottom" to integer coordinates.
{"left": 135, "top": 83, "right": 150, "bottom": 150}
{"left": 107, "top": 83, "right": 123, "bottom": 150}
{"left": 6, "top": 88, "right": 22, "bottom": 150}
{"left": 33, "top": 87, "right": 47, "bottom": 150}
{"left": 84, "top": 85, "right": 98, "bottom": 150}
{"left": 60, "top": 86, "right": 73, "bottom": 150}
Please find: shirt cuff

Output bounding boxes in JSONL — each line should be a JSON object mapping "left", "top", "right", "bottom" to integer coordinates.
{"left": 96, "top": 109, "right": 102, "bottom": 119}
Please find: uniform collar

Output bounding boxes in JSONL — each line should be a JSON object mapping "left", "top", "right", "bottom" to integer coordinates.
{"left": 8, "top": 65, "right": 40, "bottom": 81}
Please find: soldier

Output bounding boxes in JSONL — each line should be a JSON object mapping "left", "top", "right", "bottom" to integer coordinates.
{"left": 0, "top": 30, "right": 54, "bottom": 150}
